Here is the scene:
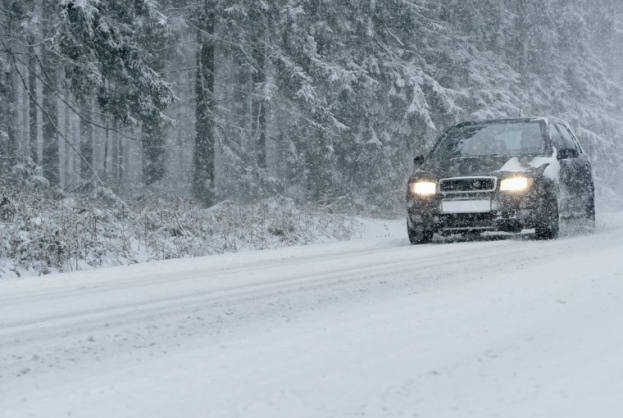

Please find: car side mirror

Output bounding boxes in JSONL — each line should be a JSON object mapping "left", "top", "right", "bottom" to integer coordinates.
{"left": 557, "top": 148, "right": 579, "bottom": 160}
{"left": 413, "top": 155, "right": 426, "bottom": 166}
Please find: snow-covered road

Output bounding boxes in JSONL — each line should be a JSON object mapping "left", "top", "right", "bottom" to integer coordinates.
{"left": 2, "top": 215, "right": 623, "bottom": 418}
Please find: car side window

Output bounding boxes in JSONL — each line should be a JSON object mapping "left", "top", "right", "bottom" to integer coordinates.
{"left": 549, "top": 124, "right": 565, "bottom": 150}
{"left": 555, "top": 123, "right": 580, "bottom": 152}
{"left": 556, "top": 124, "right": 583, "bottom": 153}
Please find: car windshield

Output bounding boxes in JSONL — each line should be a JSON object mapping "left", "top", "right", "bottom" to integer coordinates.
{"left": 430, "top": 122, "right": 546, "bottom": 159}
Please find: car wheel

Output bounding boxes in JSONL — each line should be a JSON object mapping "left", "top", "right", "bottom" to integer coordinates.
{"left": 534, "top": 196, "right": 559, "bottom": 240}
{"left": 408, "top": 224, "right": 434, "bottom": 245}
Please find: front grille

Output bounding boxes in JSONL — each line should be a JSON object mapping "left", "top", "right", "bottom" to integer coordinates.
{"left": 440, "top": 177, "right": 496, "bottom": 193}
{"left": 439, "top": 213, "right": 495, "bottom": 229}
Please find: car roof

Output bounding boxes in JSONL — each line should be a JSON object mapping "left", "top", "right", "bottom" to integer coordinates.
{"left": 453, "top": 117, "right": 566, "bottom": 128}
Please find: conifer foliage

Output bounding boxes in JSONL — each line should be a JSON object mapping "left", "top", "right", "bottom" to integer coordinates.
{"left": 0, "top": 0, "right": 622, "bottom": 210}
{"left": 57, "top": 0, "right": 175, "bottom": 183}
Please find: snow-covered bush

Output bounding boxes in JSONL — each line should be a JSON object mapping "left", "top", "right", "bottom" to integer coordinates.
{"left": 0, "top": 185, "right": 362, "bottom": 279}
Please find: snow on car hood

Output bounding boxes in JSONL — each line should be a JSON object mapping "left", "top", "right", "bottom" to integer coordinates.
{"left": 498, "top": 156, "right": 560, "bottom": 181}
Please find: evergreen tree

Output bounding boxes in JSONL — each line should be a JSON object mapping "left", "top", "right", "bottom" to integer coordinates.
{"left": 41, "top": 0, "right": 60, "bottom": 185}
{"left": 2, "top": 0, "right": 622, "bottom": 210}
{"left": 24, "top": 0, "right": 39, "bottom": 164}
{"left": 191, "top": 0, "right": 217, "bottom": 207}
{"left": 57, "top": 0, "right": 175, "bottom": 183}
{"left": 0, "top": 1, "right": 21, "bottom": 178}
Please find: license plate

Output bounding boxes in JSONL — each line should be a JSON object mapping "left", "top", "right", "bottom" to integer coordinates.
{"left": 441, "top": 200, "right": 491, "bottom": 214}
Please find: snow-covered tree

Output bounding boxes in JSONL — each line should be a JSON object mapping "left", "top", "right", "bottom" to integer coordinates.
{"left": 56, "top": 0, "right": 175, "bottom": 184}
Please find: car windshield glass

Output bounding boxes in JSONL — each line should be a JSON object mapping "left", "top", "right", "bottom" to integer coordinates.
{"left": 431, "top": 122, "right": 546, "bottom": 158}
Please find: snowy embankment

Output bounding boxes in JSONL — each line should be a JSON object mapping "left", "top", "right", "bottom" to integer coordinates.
{"left": 2, "top": 213, "right": 623, "bottom": 417}
{"left": 0, "top": 194, "right": 364, "bottom": 279}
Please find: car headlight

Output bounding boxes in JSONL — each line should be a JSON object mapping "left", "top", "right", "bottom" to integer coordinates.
{"left": 500, "top": 177, "right": 532, "bottom": 192}
{"left": 410, "top": 181, "right": 437, "bottom": 196}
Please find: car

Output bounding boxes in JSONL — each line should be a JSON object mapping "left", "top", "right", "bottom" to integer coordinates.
{"left": 406, "top": 117, "right": 595, "bottom": 244}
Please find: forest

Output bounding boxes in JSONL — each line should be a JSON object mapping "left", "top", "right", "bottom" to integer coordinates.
{"left": 0, "top": 0, "right": 623, "bottom": 274}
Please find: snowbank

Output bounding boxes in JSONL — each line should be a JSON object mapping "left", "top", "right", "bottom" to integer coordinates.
{"left": 0, "top": 191, "right": 364, "bottom": 279}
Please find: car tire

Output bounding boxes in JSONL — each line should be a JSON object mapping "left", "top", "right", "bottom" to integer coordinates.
{"left": 408, "top": 224, "right": 434, "bottom": 245}
{"left": 534, "top": 196, "right": 559, "bottom": 240}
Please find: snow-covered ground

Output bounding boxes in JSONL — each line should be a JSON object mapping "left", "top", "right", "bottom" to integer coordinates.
{"left": 2, "top": 214, "right": 623, "bottom": 417}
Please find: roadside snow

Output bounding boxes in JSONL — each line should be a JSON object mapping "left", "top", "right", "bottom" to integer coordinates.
{"left": 0, "top": 197, "right": 366, "bottom": 279}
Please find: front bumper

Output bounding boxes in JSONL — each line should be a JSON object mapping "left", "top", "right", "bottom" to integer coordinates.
{"left": 407, "top": 190, "right": 541, "bottom": 234}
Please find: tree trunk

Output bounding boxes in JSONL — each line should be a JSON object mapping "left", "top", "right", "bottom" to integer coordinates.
{"left": 142, "top": 116, "right": 166, "bottom": 186}
{"left": 79, "top": 98, "right": 93, "bottom": 181}
{"left": 306, "top": 129, "right": 333, "bottom": 205}
{"left": 0, "top": 11, "right": 18, "bottom": 177}
{"left": 110, "top": 119, "right": 119, "bottom": 190}
{"left": 251, "top": 22, "right": 267, "bottom": 170}
{"left": 64, "top": 89, "right": 72, "bottom": 187}
{"left": 28, "top": 38, "right": 38, "bottom": 164}
{"left": 515, "top": 0, "right": 531, "bottom": 74}
{"left": 496, "top": 0, "right": 505, "bottom": 59}
{"left": 41, "top": 4, "right": 60, "bottom": 186}
{"left": 0, "top": 55, "right": 18, "bottom": 176}
{"left": 193, "top": 13, "right": 216, "bottom": 207}
{"left": 140, "top": 19, "right": 168, "bottom": 187}
{"left": 103, "top": 120, "right": 109, "bottom": 182}
{"left": 118, "top": 136, "right": 124, "bottom": 188}
{"left": 41, "top": 80, "right": 59, "bottom": 185}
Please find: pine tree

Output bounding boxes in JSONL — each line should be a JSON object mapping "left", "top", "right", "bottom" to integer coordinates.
{"left": 250, "top": 1, "right": 268, "bottom": 171}
{"left": 41, "top": 0, "right": 60, "bottom": 186}
{"left": 24, "top": 0, "right": 39, "bottom": 164}
{"left": 56, "top": 0, "right": 175, "bottom": 185}
{"left": 0, "top": 2, "right": 21, "bottom": 178}
{"left": 191, "top": 1, "right": 217, "bottom": 207}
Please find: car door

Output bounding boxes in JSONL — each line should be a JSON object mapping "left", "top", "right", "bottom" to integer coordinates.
{"left": 556, "top": 123, "right": 593, "bottom": 214}
{"left": 548, "top": 123, "right": 577, "bottom": 216}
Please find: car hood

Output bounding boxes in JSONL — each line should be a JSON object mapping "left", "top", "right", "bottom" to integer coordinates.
{"left": 411, "top": 155, "right": 556, "bottom": 181}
